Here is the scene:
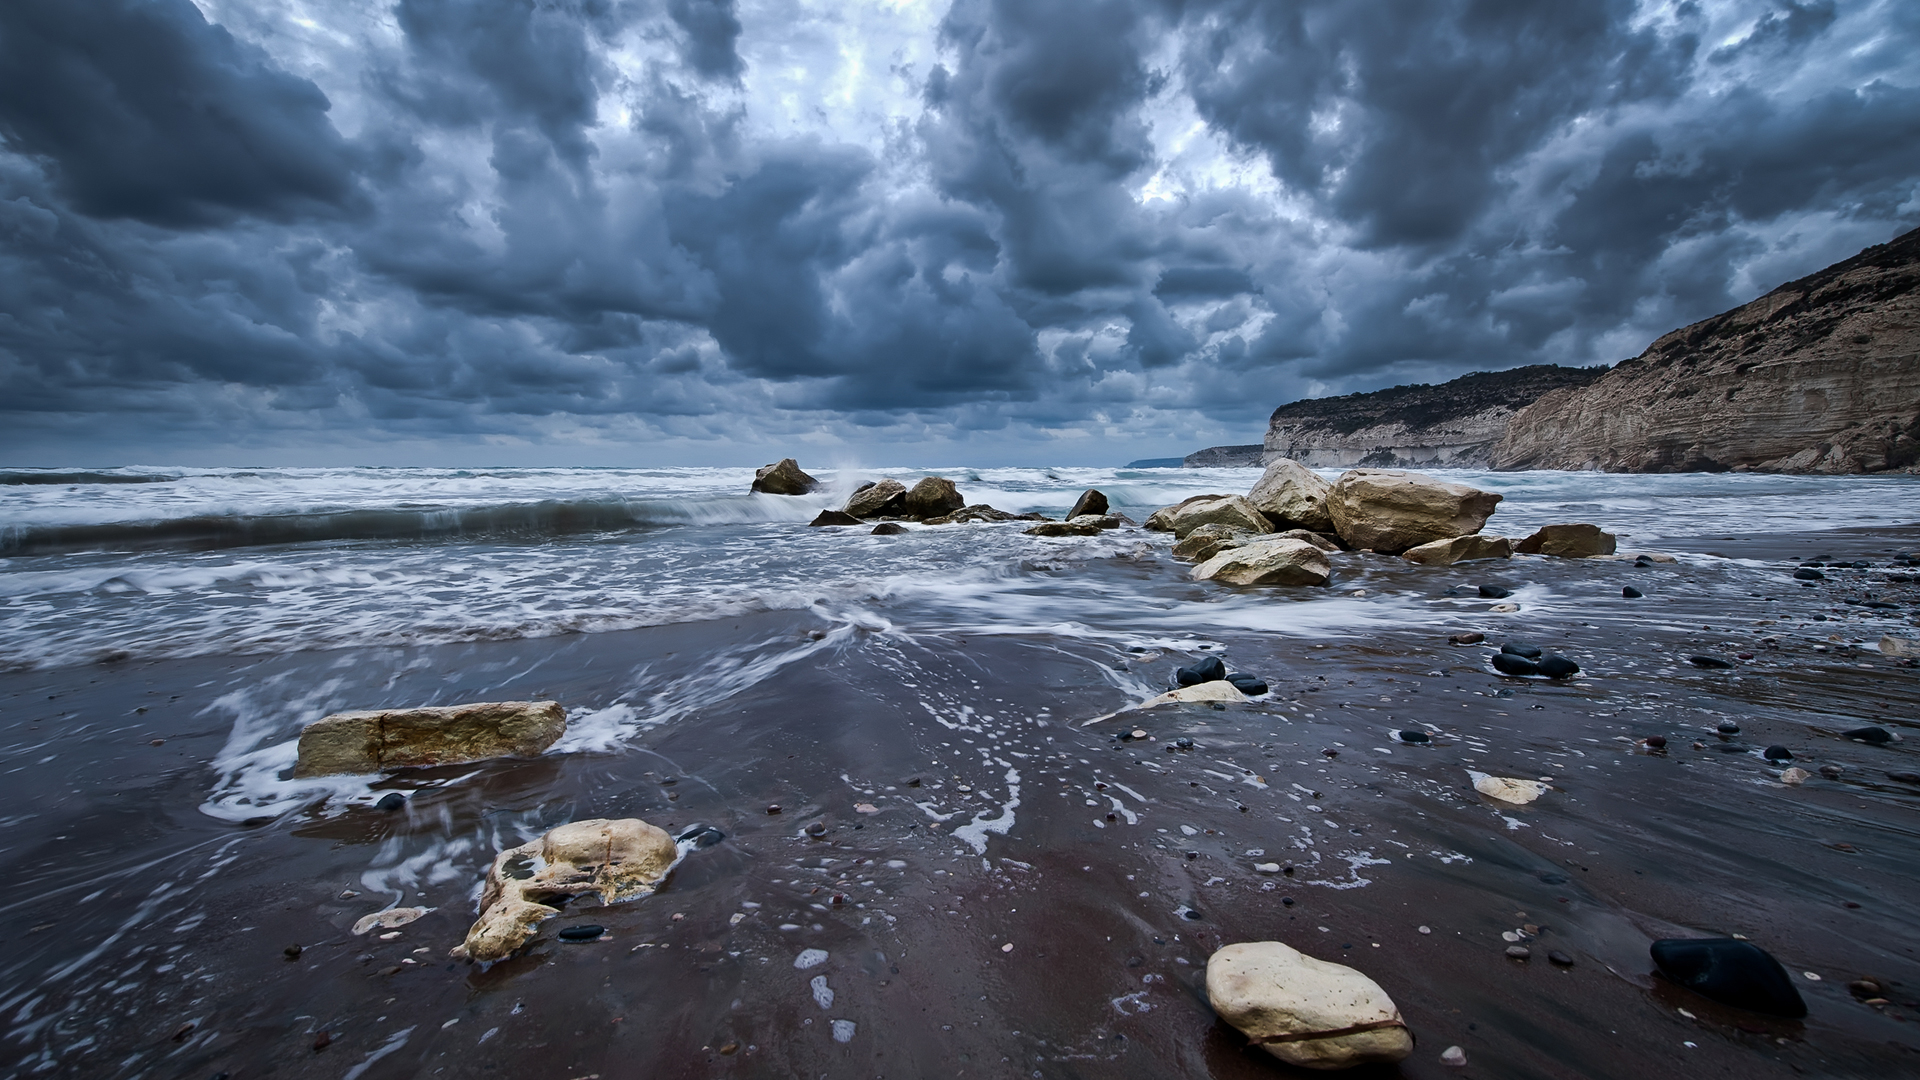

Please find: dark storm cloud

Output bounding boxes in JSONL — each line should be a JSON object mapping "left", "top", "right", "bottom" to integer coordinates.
{"left": 668, "top": 0, "right": 746, "bottom": 81}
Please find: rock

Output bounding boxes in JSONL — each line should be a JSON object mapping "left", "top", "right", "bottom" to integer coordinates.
{"left": 931, "top": 504, "right": 1049, "bottom": 525}
{"left": 455, "top": 818, "right": 678, "bottom": 962}
{"left": 1890, "top": 771, "right": 1920, "bottom": 784}
{"left": 1501, "top": 641, "right": 1543, "bottom": 658}
{"left": 1245, "top": 459, "right": 1334, "bottom": 531}
{"left": 1818, "top": 764, "right": 1843, "bottom": 779}
{"left": 871, "top": 523, "right": 908, "bottom": 535}
{"left": 1793, "top": 567, "right": 1826, "bottom": 581}
{"left": 1325, "top": 469, "right": 1502, "bottom": 555}
{"left": 557, "top": 925, "right": 605, "bottom": 941}
{"left": 352, "top": 906, "right": 429, "bottom": 936}
{"left": 677, "top": 824, "right": 725, "bottom": 848}
{"left": 1622, "top": 585, "right": 1644, "bottom": 598}
{"left": 1397, "top": 730, "right": 1430, "bottom": 744}
{"left": 1491, "top": 653, "right": 1540, "bottom": 676}
{"left": 1717, "top": 721, "right": 1741, "bottom": 734}
{"left": 1205, "top": 940, "right": 1414, "bottom": 1070}
{"left": 751, "top": 458, "right": 818, "bottom": 495}
{"left": 1276, "top": 528, "right": 1343, "bottom": 552}
{"left": 1191, "top": 538, "right": 1332, "bottom": 587}
{"left": 1780, "top": 767, "right": 1810, "bottom": 785}
{"left": 1145, "top": 494, "right": 1230, "bottom": 531}
{"left": 1151, "top": 495, "right": 1276, "bottom": 539}
{"left": 1489, "top": 602, "right": 1519, "bottom": 612}
{"left": 1506, "top": 945, "right": 1532, "bottom": 960}
{"left": 1402, "top": 534, "right": 1513, "bottom": 566}
{"left": 1130, "top": 682, "right": 1248, "bottom": 712}
{"left": 1173, "top": 523, "right": 1252, "bottom": 562}
{"left": 1478, "top": 584, "right": 1512, "bottom": 598}
{"left": 1843, "top": 726, "right": 1893, "bottom": 744}
{"left": 1177, "top": 656, "right": 1228, "bottom": 686}
{"left": 809, "top": 510, "right": 863, "bottom": 526}
{"left": 1068, "top": 514, "right": 1126, "bottom": 529}
{"left": 1068, "top": 489, "right": 1109, "bottom": 519}
{"left": 1764, "top": 745, "right": 1793, "bottom": 762}
{"left": 294, "top": 701, "right": 567, "bottom": 778}
{"left": 1449, "top": 632, "right": 1485, "bottom": 645}
{"left": 902, "top": 477, "right": 964, "bottom": 519}
{"left": 843, "top": 479, "right": 907, "bottom": 517}
{"left": 1649, "top": 938, "right": 1808, "bottom": 1018}
{"left": 1536, "top": 655, "right": 1580, "bottom": 678}
{"left": 1026, "top": 521, "right": 1102, "bottom": 537}
{"left": 1548, "top": 951, "right": 1575, "bottom": 966}
{"left": 1645, "top": 735, "right": 1668, "bottom": 749}
{"left": 375, "top": 792, "right": 407, "bottom": 812}
{"left": 1514, "top": 524, "right": 1617, "bottom": 557}
{"left": 1688, "top": 655, "right": 1734, "bottom": 669}
{"left": 1227, "top": 674, "right": 1269, "bottom": 695}
{"left": 1880, "top": 635, "right": 1920, "bottom": 656}
{"left": 1441, "top": 1045, "right": 1468, "bottom": 1067}
{"left": 1470, "top": 771, "right": 1547, "bottom": 804}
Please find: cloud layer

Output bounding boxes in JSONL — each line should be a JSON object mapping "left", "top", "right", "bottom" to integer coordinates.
{"left": 1, "top": 0, "right": 1916, "bottom": 465}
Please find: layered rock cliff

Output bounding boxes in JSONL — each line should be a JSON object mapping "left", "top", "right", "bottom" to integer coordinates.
{"left": 1492, "top": 227, "right": 1920, "bottom": 473}
{"left": 1258, "top": 366, "right": 1607, "bottom": 468}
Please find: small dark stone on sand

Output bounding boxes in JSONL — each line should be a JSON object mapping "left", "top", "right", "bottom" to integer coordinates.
{"left": 375, "top": 792, "right": 406, "bottom": 812}
{"left": 1622, "top": 585, "right": 1644, "bottom": 598}
{"left": 805, "top": 821, "right": 827, "bottom": 836}
{"left": 870, "top": 522, "right": 907, "bottom": 535}
{"left": 1793, "top": 567, "right": 1824, "bottom": 580}
{"left": 1227, "top": 673, "right": 1268, "bottom": 695}
{"left": 1501, "top": 641, "right": 1543, "bottom": 658}
{"left": 1449, "top": 632, "right": 1485, "bottom": 645}
{"left": 1843, "top": 726, "right": 1892, "bottom": 745}
{"left": 1645, "top": 735, "right": 1667, "bottom": 749}
{"left": 1763, "top": 745, "right": 1793, "bottom": 762}
{"left": 1887, "top": 771, "right": 1920, "bottom": 784}
{"left": 1537, "top": 655, "right": 1580, "bottom": 678}
{"left": 558, "top": 925, "right": 605, "bottom": 941}
{"left": 1506, "top": 945, "right": 1531, "bottom": 960}
{"left": 1478, "top": 585, "right": 1513, "bottom": 599}
{"left": 1209, "top": 702, "right": 1226, "bottom": 710}
{"left": 1491, "top": 653, "right": 1541, "bottom": 677}
{"left": 678, "top": 824, "right": 726, "bottom": 848}
{"left": 1819, "top": 764, "right": 1843, "bottom": 779}
{"left": 1548, "top": 950, "right": 1575, "bottom": 966}
{"left": 284, "top": 944, "right": 303, "bottom": 959}
{"left": 1175, "top": 656, "right": 1227, "bottom": 686}
{"left": 1717, "top": 722, "right": 1741, "bottom": 734}
{"left": 1495, "top": 687, "right": 1515, "bottom": 698}
{"left": 1281, "top": 897, "right": 1294, "bottom": 906}
{"left": 1182, "top": 908, "right": 1203, "bottom": 920}
{"left": 1174, "top": 737, "right": 1194, "bottom": 750}
{"left": 1397, "top": 730, "right": 1431, "bottom": 744}
{"left": 1650, "top": 938, "right": 1807, "bottom": 1017}
{"left": 766, "top": 804, "right": 782, "bottom": 814}
{"left": 313, "top": 1032, "right": 332, "bottom": 1051}
{"left": 1688, "top": 655, "right": 1734, "bottom": 669}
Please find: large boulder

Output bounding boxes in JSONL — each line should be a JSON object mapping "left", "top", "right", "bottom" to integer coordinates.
{"left": 1401, "top": 534, "right": 1513, "bottom": 566}
{"left": 1514, "top": 523, "right": 1616, "bottom": 557}
{"left": 1206, "top": 941, "right": 1414, "bottom": 1069}
{"left": 1148, "top": 495, "right": 1275, "bottom": 539}
{"left": 751, "top": 458, "right": 818, "bottom": 495}
{"left": 902, "top": 476, "right": 965, "bottom": 519}
{"left": 1172, "top": 523, "right": 1251, "bottom": 562}
{"left": 294, "top": 701, "right": 566, "bottom": 778}
{"left": 1246, "top": 459, "right": 1334, "bottom": 531}
{"left": 1144, "top": 494, "right": 1227, "bottom": 531}
{"left": 1068, "top": 488, "right": 1109, "bottom": 519}
{"left": 809, "top": 510, "right": 863, "bottom": 527}
{"left": 843, "top": 479, "right": 906, "bottom": 518}
{"left": 455, "top": 818, "right": 678, "bottom": 962}
{"left": 1192, "top": 537, "right": 1331, "bottom": 587}
{"left": 1276, "top": 528, "right": 1342, "bottom": 552}
{"left": 1325, "top": 469, "right": 1502, "bottom": 554}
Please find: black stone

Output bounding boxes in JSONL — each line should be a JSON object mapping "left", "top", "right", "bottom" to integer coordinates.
{"left": 1397, "top": 729, "right": 1430, "bottom": 744}
{"left": 375, "top": 792, "right": 407, "bottom": 812}
{"left": 1174, "top": 737, "right": 1195, "bottom": 750}
{"left": 1649, "top": 938, "right": 1807, "bottom": 1017}
{"left": 1842, "top": 726, "right": 1892, "bottom": 745}
{"left": 1068, "top": 488, "right": 1109, "bottom": 519}
{"left": 1537, "top": 655, "right": 1580, "bottom": 678}
{"left": 1491, "top": 652, "right": 1540, "bottom": 676}
{"left": 1501, "top": 641, "right": 1543, "bottom": 658}
{"left": 1478, "top": 585, "right": 1513, "bottom": 599}
{"left": 1176, "top": 656, "right": 1227, "bottom": 686}
{"left": 809, "top": 510, "right": 863, "bottom": 527}
{"left": 1793, "top": 568, "right": 1825, "bottom": 581}
{"left": 870, "top": 522, "right": 907, "bottom": 535}
{"left": 557, "top": 925, "right": 605, "bottom": 942}
{"left": 1887, "top": 771, "right": 1920, "bottom": 784}
{"left": 1763, "top": 745, "right": 1793, "bottom": 762}
{"left": 677, "top": 824, "right": 726, "bottom": 848}
{"left": 1688, "top": 655, "right": 1734, "bottom": 669}
{"left": 1227, "top": 673, "right": 1268, "bottom": 695}
{"left": 1495, "top": 687, "right": 1515, "bottom": 698}
{"left": 1622, "top": 585, "right": 1644, "bottom": 598}
{"left": 1548, "top": 950, "right": 1575, "bottom": 966}
{"left": 1865, "top": 601, "right": 1900, "bottom": 610}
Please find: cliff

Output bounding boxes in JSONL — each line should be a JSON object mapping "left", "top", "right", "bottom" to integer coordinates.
{"left": 1492, "top": 227, "right": 1920, "bottom": 473}
{"left": 1183, "top": 444, "right": 1265, "bottom": 467}
{"left": 1259, "top": 365, "right": 1607, "bottom": 468}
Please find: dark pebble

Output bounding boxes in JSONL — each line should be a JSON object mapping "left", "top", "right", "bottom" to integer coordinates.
{"left": 1501, "top": 641, "right": 1543, "bottom": 659}
{"left": 558, "top": 925, "right": 605, "bottom": 942}
{"left": 809, "top": 510, "right": 863, "bottom": 527}
{"left": 375, "top": 792, "right": 407, "bottom": 812}
{"left": 313, "top": 1032, "right": 332, "bottom": 1051}
{"left": 1495, "top": 687, "right": 1515, "bottom": 698}
{"left": 1397, "top": 729, "right": 1431, "bottom": 744}
{"left": 1478, "top": 585, "right": 1513, "bottom": 599}
{"left": 1887, "top": 770, "right": 1920, "bottom": 784}
{"left": 805, "top": 821, "right": 827, "bottom": 836}
{"left": 1210, "top": 702, "right": 1227, "bottom": 710}
{"left": 1227, "top": 673, "right": 1268, "bottom": 695}
{"left": 1537, "top": 655, "right": 1580, "bottom": 678}
{"left": 1548, "top": 950, "right": 1575, "bottom": 966}
{"left": 766, "top": 804, "right": 782, "bottom": 814}
{"left": 1622, "top": 585, "right": 1644, "bottom": 598}
{"left": 1174, "top": 737, "right": 1195, "bottom": 750}
{"left": 1688, "top": 655, "right": 1734, "bottom": 669}
{"left": 1866, "top": 601, "right": 1900, "bottom": 610}
{"left": 1176, "top": 656, "right": 1227, "bottom": 686}
{"left": 1449, "top": 632, "right": 1486, "bottom": 645}
{"left": 678, "top": 824, "right": 726, "bottom": 848}
{"left": 1717, "top": 722, "right": 1741, "bottom": 734}
{"left": 1650, "top": 938, "right": 1807, "bottom": 1017}
{"left": 1281, "top": 897, "right": 1295, "bottom": 906}
{"left": 1491, "top": 652, "right": 1540, "bottom": 677}
{"left": 1819, "top": 764, "right": 1844, "bottom": 779}
{"left": 1182, "top": 908, "right": 1204, "bottom": 920}
{"left": 870, "top": 522, "right": 907, "bottom": 535}
{"left": 1793, "top": 567, "right": 1825, "bottom": 580}
{"left": 1645, "top": 735, "right": 1667, "bottom": 749}
{"left": 284, "top": 944, "right": 303, "bottom": 959}
{"left": 1843, "top": 726, "right": 1892, "bottom": 745}
{"left": 1813, "top": 613, "right": 1828, "bottom": 620}
{"left": 1763, "top": 745, "right": 1793, "bottom": 762}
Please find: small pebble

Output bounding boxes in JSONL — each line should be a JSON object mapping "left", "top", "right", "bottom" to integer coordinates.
{"left": 1793, "top": 567, "right": 1825, "bottom": 581}
{"left": 375, "top": 792, "right": 407, "bottom": 812}
{"left": 1763, "top": 745, "right": 1793, "bottom": 762}
{"left": 1491, "top": 652, "right": 1540, "bottom": 677}
{"left": 283, "top": 944, "right": 303, "bottom": 960}
{"left": 1501, "top": 641, "right": 1543, "bottom": 658}
{"left": 1418, "top": 925, "right": 1432, "bottom": 935}
{"left": 1842, "top": 726, "right": 1892, "bottom": 745}
{"left": 766, "top": 805, "right": 782, "bottom": 815}
{"left": 558, "top": 925, "right": 605, "bottom": 942}
{"left": 1397, "top": 730, "right": 1430, "bottom": 744}
{"left": 1537, "top": 654, "right": 1580, "bottom": 678}
{"left": 1548, "top": 950, "right": 1575, "bottom": 966}
{"left": 1644, "top": 735, "right": 1667, "bottom": 749}
{"left": 805, "top": 821, "right": 827, "bottom": 837}
{"left": 1441, "top": 1045, "right": 1467, "bottom": 1067}
{"left": 1819, "top": 764, "right": 1844, "bottom": 779}
{"left": 1506, "top": 945, "right": 1531, "bottom": 960}
{"left": 1479, "top": 585, "right": 1513, "bottom": 599}
{"left": 1780, "top": 767, "right": 1810, "bottom": 785}
{"left": 1174, "top": 737, "right": 1194, "bottom": 750}
{"left": 1688, "top": 655, "right": 1734, "bottom": 669}
{"left": 1716, "top": 722, "right": 1741, "bottom": 735}
{"left": 312, "top": 1031, "right": 331, "bottom": 1051}
{"left": 1622, "top": 585, "right": 1644, "bottom": 598}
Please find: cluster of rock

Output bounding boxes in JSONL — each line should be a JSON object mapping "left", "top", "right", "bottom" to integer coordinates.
{"left": 752, "top": 459, "right": 1131, "bottom": 536}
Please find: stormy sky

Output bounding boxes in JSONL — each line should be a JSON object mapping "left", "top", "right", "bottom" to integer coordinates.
{"left": 1, "top": 0, "right": 1917, "bottom": 466}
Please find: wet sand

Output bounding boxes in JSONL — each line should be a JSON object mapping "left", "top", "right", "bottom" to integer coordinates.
{"left": 3, "top": 530, "right": 1919, "bottom": 1079}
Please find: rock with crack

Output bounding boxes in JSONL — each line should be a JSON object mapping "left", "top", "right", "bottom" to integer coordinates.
{"left": 843, "top": 479, "right": 906, "bottom": 517}
{"left": 902, "top": 477, "right": 965, "bottom": 519}
{"left": 1145, "top": 494, "right": 1274, "bottom": 537}
{"left": 455, "top": 818, "right": 679, "bottom": 962}
{"left": 1173, "top": 523, "right": 1253, "bottom": 562}
{"left": 1067, "top": 488, "right": 1109, "bottom": 519}
{"left": 1206, "top": 940, "right": 1414, "bottom": 1069}
{"left": 294, "top": 701, "right": 567, "bottom": 778}
{"left": 1246, "top": 459, "right": 1334, "bottom": 532}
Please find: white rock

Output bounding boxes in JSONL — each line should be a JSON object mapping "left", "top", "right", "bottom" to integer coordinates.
{"left": 1191, "top": 537, "right": 1332, "bottom": 587}
{"left": 1779, "top": 767, "right": 1810, "bottom": 785}
{"left": 1246, "top": 459, "right": 1334, "bottom": 532}
{"left": 1468, "top": 771, "right": 1547, "bottom": 805}
{"left": 1206, "top": 940, "right": 1414, "bottom": 1069}
{"left": 1254, "top": 863, "right": 1282, "bottom": 873}
{"left": 1880, "top": 635, "right": 1920, "bottom": 657}
{"left": 352, "top": 906, "right": 430, "bottom": 936}
{"left": 1441, "top": 1045, "right": 1467, "bottom": 1066}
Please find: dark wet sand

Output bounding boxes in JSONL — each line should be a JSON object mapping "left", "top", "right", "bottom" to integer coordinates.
{"left": 3, "top": 529, "right": 1919, "bottom": 1079}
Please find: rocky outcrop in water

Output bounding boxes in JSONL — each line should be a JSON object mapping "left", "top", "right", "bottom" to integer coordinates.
{"left": 752, "top": 458, "right": 818, "bottom": 494}
{"left": 1492, "top": 227, "right": 1920, "bottom": 473}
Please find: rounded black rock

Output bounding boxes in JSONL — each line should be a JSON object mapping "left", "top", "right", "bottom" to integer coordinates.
{"left": 1688, "top": 655, "right": 1734, "bottom": 669}
{"left": 1842, "top": 726, "right": 1892, "bottom": 745}
{"left": 1397, "top": 729, "right": 1431, "bottom": 744}
{"left": 1763, "top": 745, "right": 1793, "bottom": 762}
{"left": 1793, "top": 567, "right": 1825, "bottom": 581}
{"left": 557, "top": 925, "right": 606, "bottom": 942}
{"left": 1174, "top": 737, "right": 1195, "bottom": 750}
{"left": 1176, "top": 655, "right": 1227, "bottom": 687}
{"left": 1501, "top": 641, "right": 1543, "bottom": 659}
{"left": 1537, "top": 655, "right": 1579, "bottom": 678}
{"left": 1649, "top": 938, "right": 1807, "bottom": 1017}
{"left": 1622, "top": 585, "right": 1644, "bottom": 598}
{"left": 1491, "top": 652, "right": 1540, "bottom": 677}
{"left": 1227, "top": 673, "right": 1268, "bottom": 695}
{"left": 375, "top": 792, "right": 407, "bottom": 812}
{"left": 1717, "top": 721, "right": 1741, "bottom": 735}
{"left": 1548, "top": 950, "right": 1575, "bottom": 966}
{"left": 1478, "top": 585, "right": 1513, "bottom": 599}
{"left": 678, "top": 824, "right": 726, "bottom": 848}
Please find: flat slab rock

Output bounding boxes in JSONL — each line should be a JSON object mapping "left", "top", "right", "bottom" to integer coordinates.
{"left": 1206, "top": 940, "right": 1414, "bottom": 1069}
{"left": 294, "top": 700, "right": 566, "bottom": 777}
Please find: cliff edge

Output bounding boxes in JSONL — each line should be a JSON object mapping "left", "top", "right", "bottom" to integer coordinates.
{"left": 1492, "top": 227, "right": 1920, "bottom": 473}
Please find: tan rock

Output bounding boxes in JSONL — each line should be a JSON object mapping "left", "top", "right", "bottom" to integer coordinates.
{"left": 352, "top": 906, "right": 429, "bottom": 936}
{"left": 1172, "top": 523, "right": 1251, "bottom": 562}
{"left": 1276, "top": 528, "right": 1342, "bottom": 552}
{"left": 1326, "top": 469, "right": 1502, "bottom": 554}
{"left": 1469, "top": 771, "right": 1547, "bottom": 805}
{"left": 1880, "top": 635, "right": 1920, "bottom": 657}
{"left": 1192, "top": 538, "right": 1331, "bottom": 587}
{"left": 902, "top": 477, "right": 964, "bottom": 519}
{"left": 751, "top": 458, "right": 818, "bottom": 495}
{"left": 843, "top": 479, "right": 906, "bottom": 517}
{"left": 1779, "top": 767, "right": 1810, "bottom": 785}
{"left": 1246, "top": 459, "right": 1334, "bottom": 531}
{"left": 457, "top": 818, "right": 678, "bottom": 962}
{"left": 1145, "top": 494, "right": 1231, "bottom": 531}
{"left": 1402, "top": 534, "right": 1514, "bottom": 566}
{"left": 1151, "top": 495, "right": 1276, "bottom": 539}
{"left": 1514, "top": 523, "right": 1616, "bottom": 557}
{"left": 1134, "top": 682, "right": 1248, "bottom": 710}
{"left": 1206, "top": 940, "right": 1414, "bottom": 1070}
{"left": 294, "top": 701, "right": 567, "bottom": 778}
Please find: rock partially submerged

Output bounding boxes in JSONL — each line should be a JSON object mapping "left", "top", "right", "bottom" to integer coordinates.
{"left": 1067, "top": 488, "right": 1109, "bottom": 519}
{"left": 1515, "top": 523, "right": 1617, "bottom": 557}
{"left": 455, "top": 818, "right": 679, "bottom": 962}
{"left": 1469, "top": 771, "right": 1547, "bottom": 804}
{"left": 1206, "top": 940, "right": 1414, "bottom": 1069}
{"left": 294, "top": 701, "right": 567, "bottom": 778}
{"left": 752, "top": 458, "right": 818, "bottom": 495}
{"left": 1192, "top": 538, "right": 1331, "bottom": 587}
{"left": 1026, "top": 521, "right": 1102, "bottom": 537}
{"left": 843, "top": 479, "right": 907, "bottom": 517}
{"left": 902, "top": 477, "right": 965, "bottom": 519}
{"left": 1172, "top": 523, "right": 1251, "bottom": 562}
{"left": 809, "top": 510, "right": 863, "bottom": 527}
{"left": 1650, "top": 938, "right": 1807, "bottom": 1018}
{"left": 1325, "top": 469, "right": 1502, "bottom": 554}
{"left": 928, "top": 504, "right": 1050, "bottom": 525}
{"left": 1147, "top": 494, "right": 1274, "bottom": 539}
{"left": 1246, "top": 459, "right": 1334, "bottom": 532}
{"left": 1402, "top": 534, "right": 1513, "bottom": 566}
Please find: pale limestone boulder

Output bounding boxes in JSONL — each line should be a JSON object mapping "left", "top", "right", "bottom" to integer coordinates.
{"left": 1151, "top": 495, "right": 1275, "bottom": 539}
{"left": 1402, "top": 534, "right": 1514, "bottom": 566}
{"left": 751, "top": 458, "right": 818, "bottom": 495}
{"left": 902, "top": 477, "right": 964, "bottom": 519}
{"left": 1145, "top": 494, "right": 1229, "bottom": 531}
{"left": 1206, "top": 940, "right": 1414, "bottom": 1070}
{"left": 843, "top": 479, "right": 906, "bottom": 517}
{"left": 1326, "top": 469, "right": 1502, "bottom": 554}
{"left": 294, "top": 701, "right": 566, "bottom": 778}
{"left": 1068, "top": 514, "right": 1124, "bottom": 529}
{"left": 1192, "top": 538, "right": 1331, "bottom": 587}
{"left": 1247, "top": 459, "right": 1334, "bottom": 531}
{"left": 1514, "top": 523, "right": 1616, "bottom": 557}
{"left": 1469, "top": 771, "right": 1547, "bottom": 804}
{"left": 1173, "top": 523, "right": 1251, "bottom": 562}
{"left": 1276, "top": 528, "right": 1342, "bottom": 552}
{"left": 456, "top": 818, "right": 678, "bottom": 962}
{"left": 1134, "top": 682, "right": 1247, "bottom": 710}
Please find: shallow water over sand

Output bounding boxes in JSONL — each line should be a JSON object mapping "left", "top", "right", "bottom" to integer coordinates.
{"left": 2, "top": 469, "right": 1919, "bottom": 1078}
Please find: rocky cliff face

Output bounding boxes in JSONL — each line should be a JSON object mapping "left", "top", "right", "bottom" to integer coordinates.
{"left": 1493, "top": 227, "right": 1920, "bottom": 473}
{"left": 1260, "top": 366, "right": 1606, "bottom": 468}
{"left": 1183, "top": 444, "right": 1265, "bottom": 467}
